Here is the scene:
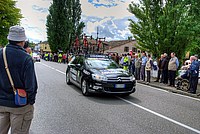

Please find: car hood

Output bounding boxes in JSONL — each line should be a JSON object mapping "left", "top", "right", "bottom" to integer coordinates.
{"left": 90, "top": 68, "right": 131, "bottom": 77}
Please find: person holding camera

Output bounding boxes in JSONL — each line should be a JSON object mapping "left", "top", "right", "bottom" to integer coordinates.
{"left": 0, "top": 26, "right": 38, "bottom": 133}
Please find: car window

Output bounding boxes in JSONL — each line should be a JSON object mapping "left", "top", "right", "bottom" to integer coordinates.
{"left": 71, "top": 56, "right": 79, "bottom": 64}
{"left": 69, "top": 56, "right": 75, "bottom": 64}
{"left": 85, "top": 58, "right": 119, "bottom": 69}
{"left": 71, "top": 56, "right": 84, "bottom": 65}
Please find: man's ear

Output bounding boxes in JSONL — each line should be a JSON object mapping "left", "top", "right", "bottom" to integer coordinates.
{"left": 20, "top": 41, "right": 25, "bottom": 47}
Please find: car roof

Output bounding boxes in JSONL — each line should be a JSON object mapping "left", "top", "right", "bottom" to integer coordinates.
{"left": 85, "top": 54, "right": 110, "bottom": 59}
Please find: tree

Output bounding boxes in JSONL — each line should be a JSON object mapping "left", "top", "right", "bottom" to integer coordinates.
{"left": 128, "top": 0, "right": 197, "bottom": 60}
{"left": 159, "top": 0, "right": 191, "bottom": 60}
{"left": 183, "top": 0, "right": 200, "bottom": 56}
{"left": 128, "top": 0, "right": 165, "bottom": 57}
{"left": 69, "top": 0, "right": 85, "bottom": 47}
{"left": 46, "top": 0, "right": 85, "bottom": 53}
{"left": 0, "top": 0, "right": 22, "bottom": 46}
{"left": 46, "top": 0, "right": 69, "bottom": 53}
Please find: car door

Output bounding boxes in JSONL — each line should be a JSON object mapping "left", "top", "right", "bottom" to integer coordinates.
{"left": 69, "top": 56, "right": 79, "bottom": 84}
{"left": 74, "top": 56, "right": 84, "bottom": 85}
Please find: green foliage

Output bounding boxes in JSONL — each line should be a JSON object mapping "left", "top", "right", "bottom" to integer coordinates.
{"left": 46, "top": 0, "right": 85, "bottom": 53}
{"left": 183, "top": 0, "right": 200, "bottom": 56}
{"left": 29, "top": 42, "right": 36, "bottom": 49}
{"left": 128, "top": 0, "right": 200, "bottom": 60}
{"left": 0, "top": 0, "right": 22, "bottom": 46}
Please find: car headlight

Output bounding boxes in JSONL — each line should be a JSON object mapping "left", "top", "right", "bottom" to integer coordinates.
{"left": 92, "top": 74, "right": 107, "bottom": 81}
{"left": 129, "top": 75, "right": 135, "bottom": 81}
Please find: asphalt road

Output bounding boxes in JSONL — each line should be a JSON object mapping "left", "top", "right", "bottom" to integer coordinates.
{"left": 29, "top": 60, "right": 200, "bottom": 134}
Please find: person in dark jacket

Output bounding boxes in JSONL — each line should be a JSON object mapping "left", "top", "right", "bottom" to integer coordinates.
{"left": 131, "top": 55, "right": 136, "bottom": 75}
{"left": 161, "top": 53, "right": 169, "bottom": 84}
{"left": 0, "top": 25, "right": 38, "bottom": 134}
{"left": 188, "top": 56, "right": 199, "bottom": 94}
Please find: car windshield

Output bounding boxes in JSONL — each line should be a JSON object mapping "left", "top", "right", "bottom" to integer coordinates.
{"left": 85, "top": 58, "right": 119, "bottom": 69}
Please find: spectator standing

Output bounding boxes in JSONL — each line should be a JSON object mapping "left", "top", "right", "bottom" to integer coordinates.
{"left": 168, "top": 52, "right": 179, "bottom": 87}
{"left": 127, "top": 53, "right": 132, "bottom": 73}
{"left": 188, "top": 56, "right": 199, "bottom": 94}
{"left": 47, "top": 53, "right": 50, "bottom": 61}
{"left": 123, "top": 54, "right": 129, "bottom": 71}
{"left": 0, "top": 25, "right": 37, "bottom": 133}
{"left": 135, "top": 54, "right": 141, "bottom": 80}
{"left": 50, "top": 53, "right": 53, "bottom": 61}
{"left": 140, "top": 52, "right": 148, "bottom": 81}
{"left": 145, "top": 54, "right": 153, "bottom": 84}
{"left": 111, "top": 53, "right": 115, "bottom": 61}
{"left": 120, "top": 54, "right": 124, "bottom": 67}
{"left": 62, "top": 53, "right": 67, "bottom": 64}
{"left": 155, "top": 54, "right": 164, "bottom": 82}
{"left": 116, "top": 53, "right": 120, "bottom": 64}
{"left": 54, "top": 53, "right": 58, "bottom": 62}
{"left": 58, "top": 53, "right": 62, "bottom": 63}
{"left": 23, "top": 41, "right": 31, "bottom": 54}
{"left": 131, "top": 55, "right": 136, "bottom": 75}
{"left": 161, "top": 53, "right": 169, "bottom": 84}
{"left": 44, "top": 53, "right": 48, "bottom": 61}
{"left": 42, "top": 53, "right": 45, "bottom": 59}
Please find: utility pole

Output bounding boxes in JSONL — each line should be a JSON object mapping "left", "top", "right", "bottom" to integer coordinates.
{"left": 97, "top": 37, "right": 106, "bottom": 53}
{"left": 96, "top": 27, "right": 105, "bottom": 53}
{"left": 82, "top": 33, "right": 93, "bottom": 54}
{"left": 96, "top": 27, "right": 99, "bottom": 45}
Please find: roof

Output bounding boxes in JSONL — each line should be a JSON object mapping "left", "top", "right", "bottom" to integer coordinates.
{"left": 103, "top": 40, "right": 136, "bottom": 50}
{"left": 39, "top": 41, "right": 48, "bottom": 44}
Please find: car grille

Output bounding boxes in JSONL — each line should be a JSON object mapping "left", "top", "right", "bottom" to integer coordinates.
{"left": 107, "top": 77, "right": 131, "bottom": 82}
{"left": 91, "top": 78, "right": 136, "bottom": 93}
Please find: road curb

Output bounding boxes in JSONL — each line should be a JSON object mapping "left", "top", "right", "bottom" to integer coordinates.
{"left": 137, "top": 81, "right": 200, "bottom": 99}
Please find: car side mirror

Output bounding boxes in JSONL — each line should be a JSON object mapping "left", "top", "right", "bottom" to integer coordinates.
{"left": 76, "top": 64, "right": 81, "bottom": 67}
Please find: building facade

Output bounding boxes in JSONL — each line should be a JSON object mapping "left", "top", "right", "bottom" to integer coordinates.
{"left": 39, "top": 41, "right": 51, "bottom": 53}
{"left": 104, "top": 40, "right": 141, "bottom": 55}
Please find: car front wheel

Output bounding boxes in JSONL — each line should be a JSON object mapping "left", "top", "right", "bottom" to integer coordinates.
{"left": 66, "top": 71, "right": 71, "bottom": 85}
{"left": 81, "top": 79, "right": 90, "bottom": 96}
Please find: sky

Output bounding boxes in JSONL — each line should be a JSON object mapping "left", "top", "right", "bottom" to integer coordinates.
{"left": 16, "top": 0, "right": 138, "bottom": 43}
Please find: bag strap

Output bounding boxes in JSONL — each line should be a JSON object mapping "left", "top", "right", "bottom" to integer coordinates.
{"left": 3, "top": 47, "right": 16, "bottom": 94}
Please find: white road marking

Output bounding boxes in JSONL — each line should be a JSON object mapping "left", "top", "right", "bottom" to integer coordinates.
{"left": 137, "top": 83, "right": 200, "bottom": 102}
{"left": 40, "top": 63, "right": 200, "bottom": 133}
{"left": 55, "top": 69, "right": 65, "bottom": 75}
{"left": 137, "top": 83, "right": 169, "bottom": 92}
{"left": 40, "top": 63, "right": 65, "bottom": 75}
{"left": 117, "top": 97, "right": 200, "bottom": 134}
{"left": 170, "top": 93, "right": 200, "bottom": 102}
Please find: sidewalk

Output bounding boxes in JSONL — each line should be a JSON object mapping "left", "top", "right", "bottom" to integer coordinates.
{"left": 137, "top": 77, "right": 200, "bottom": 99}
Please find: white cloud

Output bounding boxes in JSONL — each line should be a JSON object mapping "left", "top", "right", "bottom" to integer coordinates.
{"left": 81, "top": 0, "right": 133, "bottom": 19}
{"left": 16, "top": 0, "right": 137, "bottom": 43}
{"left": 16, "top": 0, "right": 51, "bottom": 42}
{"left": 86, "top": 17, "right": 111, "bottom": 34}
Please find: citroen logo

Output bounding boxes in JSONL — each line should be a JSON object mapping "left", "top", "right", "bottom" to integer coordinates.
{"left": 118, "top": 77, "right": 122, "bottom": 82}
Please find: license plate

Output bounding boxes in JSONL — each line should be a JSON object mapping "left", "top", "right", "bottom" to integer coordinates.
{"left": 115, "top": 84, "right": 125, "bottom": 88}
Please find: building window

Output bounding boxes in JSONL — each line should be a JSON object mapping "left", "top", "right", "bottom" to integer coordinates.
{"left": 138, "top": 50, "right": 141, "bottom": 53}
{"left": 124, "top": 47, "right": 129, "bottom": 52}
{"left": 45, "top": 47, "right": 47, "bottom": 49}
{"left": 132, "top": 47, "right": 137, "bottom": 52}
